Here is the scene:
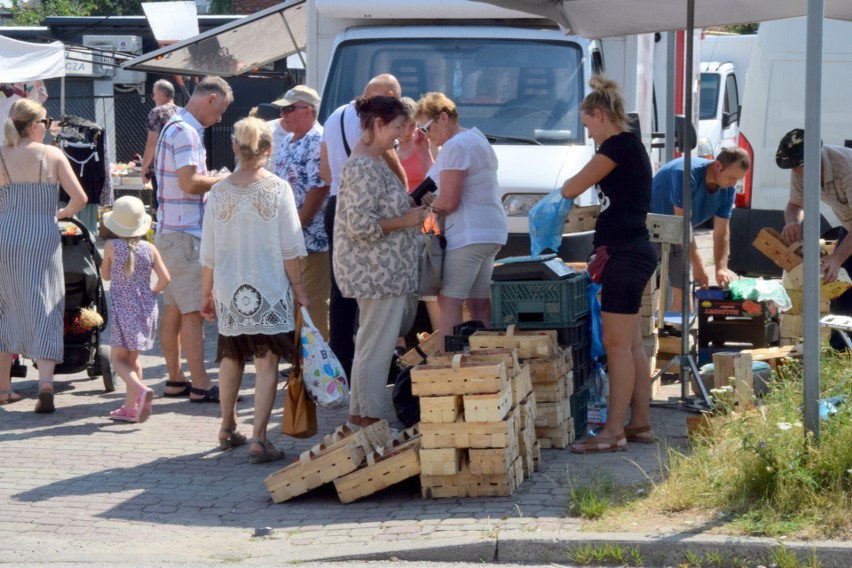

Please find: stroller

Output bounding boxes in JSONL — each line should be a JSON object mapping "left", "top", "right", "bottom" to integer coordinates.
{"left": 53, "top": 218, "right": 114, "bottom": 392}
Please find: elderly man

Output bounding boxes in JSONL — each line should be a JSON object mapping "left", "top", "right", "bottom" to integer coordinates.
{"left": 319, "top": 74, "right": 407, "bottom": 380}
{"left": 273, "top": 85, "right": 330, "bottom": 339}
{"left": 156, "top": 76, "right": 233, "bottom": 402}
{"left": 141, "top": 80, "right": 180, "bottom": 201}
{"left": 650, "top": 146, "right": 751, "bottom": 311}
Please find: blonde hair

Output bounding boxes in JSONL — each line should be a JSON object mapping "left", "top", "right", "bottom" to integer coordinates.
{"left": 232, "top": 116, "right": 272, "bottom": 165}
{"left": 3, "top": 99, "right": 45, "bottom": 147}
{"left": 580, "top": 75, "right": 629, "bottom": 132}
{"left": 122, "top": 237, "right": 142, "bottom": 278}
{"left": 416, "top": 92, "right": 459, "bottom": 123}
{"left": 400, "top": 96, "right": 418, "bottom": 119}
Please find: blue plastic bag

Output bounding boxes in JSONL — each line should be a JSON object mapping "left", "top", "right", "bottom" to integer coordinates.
{"left": 528, "top": 189, "right": 574, "bottom": 256}
{"left": 587, "top": 281, "right": 605, "bottom": 360}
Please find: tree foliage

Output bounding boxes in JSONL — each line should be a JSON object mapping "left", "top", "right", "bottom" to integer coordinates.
{"left": 8, "top": 0, "right": 100, "bottom": 25}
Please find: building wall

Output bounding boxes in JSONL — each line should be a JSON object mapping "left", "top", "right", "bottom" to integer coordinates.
{"left": 234, "top": 0, "right": 280, "bottom": 15}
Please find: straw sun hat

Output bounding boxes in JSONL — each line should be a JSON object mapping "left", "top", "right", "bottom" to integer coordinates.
{"left": 103, "top": 196, "right": 151, "bottom": 238}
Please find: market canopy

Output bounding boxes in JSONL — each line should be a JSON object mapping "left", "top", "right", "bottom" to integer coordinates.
{"left": 122, "top": 0, "right": 305, "bottom": 77}
{"left": 0, "top": 35, "right": 66, "bottom": 83}
{"left": 471, "top": 0, "right": 852, "bottom": 37}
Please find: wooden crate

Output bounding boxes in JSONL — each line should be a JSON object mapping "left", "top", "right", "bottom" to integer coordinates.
{"left": 429, "top": 348, "right": 520, "bottom": 374}
{"left": 519, "top": 393, "right": 537, "bottom": 429}
{"left": 712, "top": 352, "right": 754, "bottom": 410}
{"left": 532, "top": 440, "right": 541, "bottom": 472}
{"left": 532, "top": 378, "right": 569, "bottom": 403}
{"left": 334, "top": 438, "right": 421, "bottom": 504}
{"left": 563, "top": 204, "right": 601, "bottom": 232}
{"left": 511, "top": 364, "right": 533, "bottom": 406}
{"left": 421, "top": 459, "right": 523, "bottom": 498}
{"left": 468, "top": 441, "right": 518, "bottom": 475}
{"left": 420, "top": 414, "right": 517, "bottom": 449}
{"left": 419, "top": 448, "right": 465, "bottom": 476}
{"left": 536, "top": 420, "right": 574, "bottom": 449}
{"left": 265, "top": 421, "right": 392, "bottom": 503}
{"left": 640, "top": 289, "right": 660, "bottom": 318}
{"left": 741, "top": 345, "right": 803, "bottom": 370}
{"left": 534, "top": 399, "right": 571, "bottom": 428}
{"left": 411, "top": 357, "right": 508, "bottom": 397}
{"left": 527, "top": 350, "right": 572, "bottom": 383}
{"left": 753, "top": 227, "right": 803, "bottom": 271}
{"left": 643, "top": 331, "right": 659, "bottom": 358}
{"left": 463, "top": 387, "right": 513, "bottom": 422}
{"left": 420, "top": 395, "right": 463, "bottom": 424}
{"left": 468, "top": 326, "right": 558, "bottom": 359}
{"left": 400, "top": 331, "right": 442, "bottom": 367}
{"left": 519, "top": 424, "right": 537, "bottom": 479}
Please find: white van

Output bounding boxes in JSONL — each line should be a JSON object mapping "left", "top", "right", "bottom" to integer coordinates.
{"left": 729, "top": 17, "right": 852, "bottom": 276}
{"left": 698, "top": 61, "right": 741, "bottom": 158}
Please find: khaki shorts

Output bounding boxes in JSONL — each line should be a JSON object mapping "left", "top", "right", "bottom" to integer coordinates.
{"left": 441, "top": 243, "right": 501, "bottom": 299}
{"left": 156, "top": 231, "right": 202, "bottom": 314}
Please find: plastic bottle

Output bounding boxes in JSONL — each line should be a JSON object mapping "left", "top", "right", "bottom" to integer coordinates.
{"left": 587, "top": 361, "right": 609, "bottom": 435}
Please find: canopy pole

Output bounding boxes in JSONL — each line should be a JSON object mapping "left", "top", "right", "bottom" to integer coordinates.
{"left": 61, "top": 75, "right": 66, "bottom": 117}
{"left": 664, "top": 31, "right": 676, "bottom": 163}
{"left": 802, "top": 0, "right": 824, "bottom": 441}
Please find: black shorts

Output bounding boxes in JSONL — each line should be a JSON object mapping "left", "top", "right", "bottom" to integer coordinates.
{"left": 600, "top": 241, "right": 658, "bottom": 315}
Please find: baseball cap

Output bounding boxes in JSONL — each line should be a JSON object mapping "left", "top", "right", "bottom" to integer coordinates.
{"left": 776, "top": 128, "right": 805, "bottom": 169}
{"left": 272, "top": 85, "right": 320, "bottom": 108}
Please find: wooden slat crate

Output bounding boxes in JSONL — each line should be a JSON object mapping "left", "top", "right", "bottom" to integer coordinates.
{"left": 519, "top": 393, "right": 537, "bottom": 429}
{"left": 421, "top": 458, "right": 523, "bottom": 498}
{"left": 419, "top": 448, "right": 465, "bottom": 476}
{"left": 463, "top": 387, "right": 513, "bottom": 422}
{"left": 468, "top": 440, "right": 518, "bottom": 475}
{"left": 334, "top": 437, "right": 421, "bottom": 504}
{"left": 536, "top": 420, "right": 574, "bottom": 449}
{"left": 468, "top": 325, "right": 558, "bottom": 359}
{"left": 265, "top": 421, "right": 392, "bottom": 503}
{"left": 429, "top": 350, "right": 532, "bottom": 405}
{"left": 532, "top": 378, "right": 570, "bottom": 403}
{"left": 563, "top": 204, "right": 601, "bottom": 232}
{"left": 420, "top": 414, "right": 517, "bottom": 449}
{"left": 512, "top": 364, "right": 533, "bottom": 405}
{"left": 411, "top": 357, "right": 508, "bottom": 397}
{"left": 527, "top": 349, "right": 573, "bottom": 383}
{"left": 532, "top": 440, "right": 541, "bottom": 471}
{"left": 419, "top": 395, "right": 463, "bottom": 424}
{"left": 534, "top": 399, "right": 571, "bottom": 428}
{"left": 519, "top": 424, "right": 537, "bottom": 479}
{"left": 400, "top": 331, "right": 442, "bottom": 367}
{"left": 752, "top": 227, "right": 803, "bottom": 272}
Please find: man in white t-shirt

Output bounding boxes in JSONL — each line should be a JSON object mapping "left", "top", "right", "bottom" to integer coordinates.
{"left": 318, "top": 74, "right": 407, "bottom": 378}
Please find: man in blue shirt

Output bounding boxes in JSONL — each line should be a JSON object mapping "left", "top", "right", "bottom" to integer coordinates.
{"left": 650, "top": 147, "right": 750, "bottom": 310}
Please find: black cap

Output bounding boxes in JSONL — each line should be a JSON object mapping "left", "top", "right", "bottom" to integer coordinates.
{"left": 254, "top": 103, "right": 280, "bottom": 121}
{"left": 776, "top": 128, "right": 805, "bottom": 169}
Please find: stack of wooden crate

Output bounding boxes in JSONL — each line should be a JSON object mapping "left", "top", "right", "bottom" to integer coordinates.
{"left": 640, "top": 268, "right": 660, "bottom": 384}
{"left": 467, "top": 326, "right": 577, "bottom": 449}
{"left": 413, "top": 353, "right": 529, "bottom": 498}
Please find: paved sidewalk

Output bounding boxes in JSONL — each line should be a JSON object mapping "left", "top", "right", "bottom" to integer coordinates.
{"left": 1, "top": 232, "right": 848, "bottom": 566}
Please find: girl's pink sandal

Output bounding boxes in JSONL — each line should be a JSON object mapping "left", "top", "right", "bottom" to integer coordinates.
{"left": 109, "top": 405, "right": 138, "bottom": 423}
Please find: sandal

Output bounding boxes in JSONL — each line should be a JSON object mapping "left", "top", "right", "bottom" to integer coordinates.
{"left": 109, "top": 405, "right": 138, "bottom": 422}
{"left": 249, "top": 440, "right": 286, "bottom": 464}
{"left": 162, "top": 381, "right": 191, "bottom": 397}
{"left": 570, "top": 433, "right": 627, "bottom": 454}
{"left": 218, "top": 427, "right": 248, "bottom": 451}
{"left": 190, "top": 385, "right": 220, "bottom": 403}
{"left": 136, "top": 387, "right": 154, "bottom": 424}
{"left": 624, "top": 425, "right": 655, "bottom": 444}
{"left": 34, "top": 389, "right": 55, "bottom": 414}
{"left": 0, "top": 389, "right": 22, "bottom": 405}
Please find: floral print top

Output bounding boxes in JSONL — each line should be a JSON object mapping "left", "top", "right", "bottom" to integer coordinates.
{"left": 200, "top": 176, "right": 307, "bottom": 336}
{"left": 274, "top": 122, "right": 329, "bottom": 253}
{"left": 333, "top": 156, "right": 418, "bottom": 299}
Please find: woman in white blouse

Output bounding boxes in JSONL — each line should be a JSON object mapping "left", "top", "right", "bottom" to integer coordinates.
{"left": 201, "top": 117, "right": 308, "bottom": 464}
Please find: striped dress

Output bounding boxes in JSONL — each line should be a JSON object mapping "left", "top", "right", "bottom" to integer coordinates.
{"left": 0, "top": 147, "right": 64, "bottom": 362}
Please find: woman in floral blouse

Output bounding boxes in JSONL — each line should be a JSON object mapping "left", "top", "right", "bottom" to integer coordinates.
{"left": 334, "top": 96, "right": 425, "bottom": 428}
{"left": 201, "top": 117, "right": 308, "bottom": 464}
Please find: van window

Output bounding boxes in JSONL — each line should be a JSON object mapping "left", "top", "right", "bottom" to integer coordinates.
{"left": 321, "top": 38, "right": 585, "bottom": 145}
{"left": 724, "top": 73, "right": 739, "bottom": 118}
{"left": 699, "top": 72, "right": 720, "bottom": 120}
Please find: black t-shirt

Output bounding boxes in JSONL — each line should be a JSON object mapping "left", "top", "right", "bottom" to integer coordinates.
{"left": 592, "top": 131, "right": 652, "bottom": 248}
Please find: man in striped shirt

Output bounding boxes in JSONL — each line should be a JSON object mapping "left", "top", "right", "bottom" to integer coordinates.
{"left": 155, "top": 76, "right": 233, "bottom": 403}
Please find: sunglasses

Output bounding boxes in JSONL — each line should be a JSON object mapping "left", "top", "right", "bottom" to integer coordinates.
{"left": 417, "top": 118, "right": 434, "bottom": 135}
{"left": 281, "top": 105, "right": 310, "bottom": 114}
{"left": 36, "top": 117, "right": 53, "bottom": 126}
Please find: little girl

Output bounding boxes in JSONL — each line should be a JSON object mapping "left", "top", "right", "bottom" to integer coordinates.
{"left": 101, "top": 196, "right": 170, "bottom": 423}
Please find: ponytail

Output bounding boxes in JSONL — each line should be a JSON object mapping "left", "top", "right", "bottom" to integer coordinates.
{"left": 123, "top": 237, "right": 141, "bottom": 278}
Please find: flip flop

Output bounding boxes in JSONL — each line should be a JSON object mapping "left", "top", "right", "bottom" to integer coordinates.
{"left": 34, "top": 390, "right": 55, "bottom": 414}
{"left": 624, "top": 425, "right": 655, "bottom": 444}
{"left": 136, "top": 387, "right": 154, "bottom": 423}
{"left": 162, "top": 381, "right": 191, "bottom": 397}
{"left": 190, "top": 385, "right": 221, "bottom": 403}
{"left": 570, "top": 433, "right": 627, "bottom": 454}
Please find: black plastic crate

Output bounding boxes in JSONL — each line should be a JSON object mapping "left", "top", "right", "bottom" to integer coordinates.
{"left": 572, "top": 359, "right": 593, "bottom": 391}
{"left": 698, "top": 321, "right": 780, "bottom": 348}
{"left": 492, "top": 272, "right": 590, "bottom": 329}
{"left": 570, "top": 383, "right": 590, "bottom": 438}
{"left": 444, "top": 335, "right": 469, "bottom": 353}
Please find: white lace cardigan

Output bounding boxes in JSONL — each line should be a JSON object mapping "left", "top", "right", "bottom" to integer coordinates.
{"left": 200, "top": 175, "right": 307, "bottom": 336}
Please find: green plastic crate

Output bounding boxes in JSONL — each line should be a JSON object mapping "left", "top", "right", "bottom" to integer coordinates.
{"left": 492, "top": 272, "right": 590, "bottom": 328}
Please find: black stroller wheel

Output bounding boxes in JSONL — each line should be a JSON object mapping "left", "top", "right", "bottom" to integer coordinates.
{"left": 99, "top": 345, "right": 114, "bottom": 393}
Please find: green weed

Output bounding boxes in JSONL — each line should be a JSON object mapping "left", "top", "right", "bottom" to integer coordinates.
{"left": 567, "top": 542, "right": 643, "bottom": 566}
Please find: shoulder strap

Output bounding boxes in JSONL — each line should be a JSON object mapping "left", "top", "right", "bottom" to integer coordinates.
{"left": 340, "top": 107, "right": 352, "bottom": 157}
{"left": 38, "top": 144, "right": 47, "bottom": 182}
{"left": 0, "top": 148, "right": 11, "bottom": 183}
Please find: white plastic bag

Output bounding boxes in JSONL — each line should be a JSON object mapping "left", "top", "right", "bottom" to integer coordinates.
{"left": 299, "top": 307, "right": 349, "bottom": 410}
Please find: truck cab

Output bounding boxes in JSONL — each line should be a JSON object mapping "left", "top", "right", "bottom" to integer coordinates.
{"left": 698, "top": 61, "right": 741, "bottom": 159}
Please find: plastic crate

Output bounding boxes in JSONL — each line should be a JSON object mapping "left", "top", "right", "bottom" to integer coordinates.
{"left": 491, "top": 272, "right": 590, "bottom": 329}
{"left": 570, "top": 383, "right": 590, "bottom": 437}
{"left": 444, "top": 335, "right": 469, "bottom": 353}
{"left": 572, "top": 359, "right": 593, "bottom": 391}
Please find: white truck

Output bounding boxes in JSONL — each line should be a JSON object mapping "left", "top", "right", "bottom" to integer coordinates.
{"left": 306, "top": 0, "right": 657, "bottom": 258}
{"left": 729, "top": 17, "right": 852, "bottom": 276}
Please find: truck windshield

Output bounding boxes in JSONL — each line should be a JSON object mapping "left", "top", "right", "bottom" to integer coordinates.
{"left": 321, "top": 37, "right": 584, "bottom": 145}
{"left": 699, "top": 72, "right": 721, "bottom": 120}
